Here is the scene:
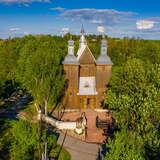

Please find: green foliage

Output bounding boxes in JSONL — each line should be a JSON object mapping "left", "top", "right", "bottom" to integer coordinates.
{"left": 10, "top": 120, "right": 39, "bottom": 160}
{"left": 0, "top": 38, "right": 23, "bottom": 99}
{"left": 0, "top": 119, "right": 12, "bottom": 160}
{"left": 0, "top": 118, "right": 67, "bottom": 160}
{"left": 111, "top": 59, "right": 146, "bottom": 95}
{"left": 16, "top": 35, "right": 66, "bottom": 108}
{"left": 108, "top": 38, "right": 160, "bottom": 66}
{"left": 105, "top": 129, "right": 145, "bottom": 160}
{"left": 147, "top": 64, "right": 160, "bottom": 89}
{"left": 105, "top": 58, "right": 160, "bottom": 159}
{"left": 49, "top": 144, "right": 71, "bottom": 160}
{"left": 106, "top": 59, "right": 160, "bottom": 131}
{"left": 0, "top": 35, "right": 69, "bottom": 160}
{"left": 0, "top": 35, "right": 160, "bottom": 159}
{"left": 0, "top": 38, "right": 25, "bottom": 84}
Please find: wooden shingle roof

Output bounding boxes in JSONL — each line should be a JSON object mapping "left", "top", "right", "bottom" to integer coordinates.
{"left": 78, "top": 45, "right": 96, "bottom": 64}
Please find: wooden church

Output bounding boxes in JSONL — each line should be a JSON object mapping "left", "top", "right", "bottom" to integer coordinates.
{"left": 63, "top": 27, "right": 112, "bottom": 109}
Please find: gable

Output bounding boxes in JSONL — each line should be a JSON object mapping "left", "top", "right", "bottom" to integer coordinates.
{"left": 78, "top": 46, "right": 96, "bottom": 64}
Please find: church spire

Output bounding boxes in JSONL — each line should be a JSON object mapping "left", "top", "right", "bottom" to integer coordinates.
{"left": 68, "top": 39, "right": 74, "bottom": 55}
{"left": 101, "top": 37, "right": 108, "bottom": 55}
{"left": 79, "top": 24, "right": 87, "bottom": 48}
{"left": 81, "top": 24, "right": 85, "bottom": 35}
{"left": 62, "top": 39, "right": 79, "bottom": 65}
{"left": 96, "top": 35, "right": 112, "bottom": 65}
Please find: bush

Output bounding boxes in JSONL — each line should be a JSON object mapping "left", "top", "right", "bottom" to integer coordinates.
{"left": 49, "top": 144, "right": 71, "bottom": 160}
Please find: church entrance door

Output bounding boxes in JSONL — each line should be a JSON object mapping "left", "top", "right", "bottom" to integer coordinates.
{"left": 87, "top": 98, "right": 90, "bottom": 108}
{"left": 83, "top": 98, "right": 90, "bottom": 109}
{"left": 80, "top": 97, "right": 95, "bottom": 109}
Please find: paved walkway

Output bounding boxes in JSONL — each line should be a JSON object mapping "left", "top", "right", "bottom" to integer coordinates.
{"left": 56, "top": 109, "right": 111, "bottom": 143}
{"left": 57, "top": 132, "right": 100, "bottom": 160}
{"left": 85, "top": 109, "right": 105, "bottom": 143}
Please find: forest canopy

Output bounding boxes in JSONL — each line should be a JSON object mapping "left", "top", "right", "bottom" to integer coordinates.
{"left": 0, "top": 35, "right": 160, "bottom": 159}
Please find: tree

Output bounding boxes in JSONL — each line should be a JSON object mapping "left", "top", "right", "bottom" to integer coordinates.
{"left": 10, "top": 120, "right": 39, "bottom": 160}
{"left": 0, "top": 35, "right": 160, "bottom": 160}
{"left": 16, "top": 36, "right": 66, "bottom": 110}
{"left": 0, "top": 38, "right": 23, "bottom": 99}
{"left": 105, "top": 58, "right": 160, "bottom": 159}
{"left": 105, "top": 129, "right": 145, "bottom": 160}
{"left": 0, "top": 119, "right": 12, "bottom": 160}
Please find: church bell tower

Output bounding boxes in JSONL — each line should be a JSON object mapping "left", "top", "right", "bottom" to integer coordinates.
{"left": 63, "top": 27, "right": 112, "bottom": 109}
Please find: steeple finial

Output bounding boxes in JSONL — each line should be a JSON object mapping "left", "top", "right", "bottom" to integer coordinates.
{"left": 62, "top": 38, "right": 79, "bottom": 64}
{"left": 81, "top": 24, "right": 85, "bottom": 35}
{"left": 96, "top": 36, "right": 112, "bottom": 65}
{"left": 79, "top": 25, "right": 87, "bottom": 48}
{"left": 101, "top": 38, "right": 107, "bottom": 55}
{"left": 102, "top": 33, "right": 105, "bottom": 39}
{"left": 68, "top": 39, "right": 74, "bottom": 55}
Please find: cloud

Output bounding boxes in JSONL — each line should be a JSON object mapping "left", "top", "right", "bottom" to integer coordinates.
{"left": 146, "top": 17, "right": 160, "bottom": 22}
{"left": 97, "top": 26, "right": 105, "bottom": 33}
{"left": 61, "top": 27, "right": 69, "bottom": 32}
{"left": 89, "top": 19, "right": 103, "bottom": 25}
{"left": 50, "top": 7, "right": 65, "bottom": 12}
{"left": 136, "top": 20, "right": 155, "bottom": 30}
{"left": 60, "top": 27, "right": 69, "bottom": 36}
{"left": 59, "top": 8, "right": 135, "bottom": 26}
{"left": 9, "top": 27, "right": 20, "bottom": 31}
{"left": 0, "top": 0, "right": 50, "bottom": 4}
{"left": 24, "top": 31, "right": 29, "bottom": 35}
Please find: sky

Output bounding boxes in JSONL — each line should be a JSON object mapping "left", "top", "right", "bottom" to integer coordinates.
{"left": 0, "top": 0, "right": 160, "bottom": 39}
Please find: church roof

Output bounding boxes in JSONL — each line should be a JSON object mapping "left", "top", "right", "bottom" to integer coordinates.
{"left": 77, "top": 30, "right": 96, "bottom": 64}
{"left": 96, "top": 54, "right": 113, "bottom": 65}
{"left": 63, "top": 39, "right": 79, "bottom": 65}
{"left": 77, "top": 43, "right": 87, "bottom": 60}
{"left": 78, "top": 45, "right": 96, "bottom": 64}
{"left": 63, "top": 54, "right": 79, "bottom": 65}
{"left": 96, "top": 38, "right": 113, "bottom": 65}
{"left": 76, "top": 25, "right": 96, "bottom": 64}
{"left": 63, "top": 27, "right": 112, "bottom": 65}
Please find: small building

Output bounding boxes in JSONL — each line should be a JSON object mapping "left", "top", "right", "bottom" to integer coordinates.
{"left": 63, "top": 27, "right": 112, "bottom": 109}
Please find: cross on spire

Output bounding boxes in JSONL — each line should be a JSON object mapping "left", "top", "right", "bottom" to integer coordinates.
{"left": 79, "top": 25, "right": 87, "bottom": 49}
{"left": 81, "top": 24, "right": 85, "bottom": 35}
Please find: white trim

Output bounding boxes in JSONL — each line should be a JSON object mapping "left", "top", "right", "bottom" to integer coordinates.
{"left": 77, "top": 44, "right": 87, "bottom": 60}
{"left": 77, "top": 45, "right": 96, "bottom": 63}
{"left": 77, "top": 76, "right": 97, "bottom": 95}
{"left": 94, "top": 109, "right": 109, "bottom": 113}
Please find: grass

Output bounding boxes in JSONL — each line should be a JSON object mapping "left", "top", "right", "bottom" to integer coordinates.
{"left": 49, "top": 144, "right": 71, "bottom": 160}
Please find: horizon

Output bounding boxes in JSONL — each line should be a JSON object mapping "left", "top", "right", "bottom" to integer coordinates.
{"left": 0, "top": 0, "right": 160, "bottom": 40}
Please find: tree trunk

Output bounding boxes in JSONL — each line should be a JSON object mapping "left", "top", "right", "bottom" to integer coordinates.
{"left": 44, "top": 98, "right": 48, "bottom": 116}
